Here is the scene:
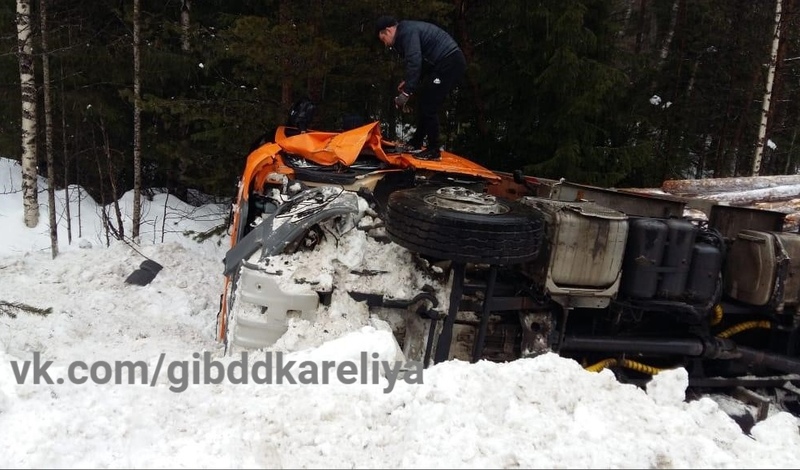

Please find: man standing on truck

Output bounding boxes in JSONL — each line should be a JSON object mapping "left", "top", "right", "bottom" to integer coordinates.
{"left": 375, "top": 15, "right": 466, "bottom": 161}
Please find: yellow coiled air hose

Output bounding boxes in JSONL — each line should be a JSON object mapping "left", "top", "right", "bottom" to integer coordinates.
{"left": 585, "top": 358, "right": 664, "bottom": 375}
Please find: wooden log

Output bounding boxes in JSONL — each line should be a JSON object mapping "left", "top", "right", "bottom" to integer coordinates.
{"left": 753, "top": 198, "right": 800, "bottom": 212}
{"left": 662, "top": 175, "right": 800, "bottom": 195}
{"left": 783, "top": 212, "right": 800, "bottom": 232}
{"left": 694, "top": 185, "right": 800, "bottom": 206}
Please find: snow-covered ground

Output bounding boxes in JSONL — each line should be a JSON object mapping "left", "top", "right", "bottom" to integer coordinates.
{"left": 1, "top": 157, "right": 799, "bottom": 468}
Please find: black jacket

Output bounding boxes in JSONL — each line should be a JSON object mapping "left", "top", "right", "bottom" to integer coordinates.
{"left": 391, "top": 20, "right": 461, "bottom": 95}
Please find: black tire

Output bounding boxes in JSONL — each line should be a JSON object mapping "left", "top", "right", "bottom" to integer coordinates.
{"left": 385, "top": 185, "right": 545, "bottom": 265}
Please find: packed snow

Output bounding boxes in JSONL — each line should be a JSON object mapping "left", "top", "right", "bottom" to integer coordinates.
{"left": 0, "top": 157, "right": 799, "bottom": 468}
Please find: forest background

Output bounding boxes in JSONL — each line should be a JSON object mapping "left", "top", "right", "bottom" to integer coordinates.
{"left": 1, "top": 0, "right": 798, "bottom": 211}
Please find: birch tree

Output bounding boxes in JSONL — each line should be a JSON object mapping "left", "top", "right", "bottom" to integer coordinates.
{"left": 17, "top": 0, "right": 38, "bottom": 228}
{"left": 41, "top": 0, "right": 58, "bottom": 258}
{"left": 132, "top": 0, "right": 142, "bottom": 240}
{"left": 753, "top": 0, "right": 783, "bottom": 176}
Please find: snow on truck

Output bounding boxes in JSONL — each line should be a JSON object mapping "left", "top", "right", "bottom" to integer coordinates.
{"left": 216, "top": 114, "right": 800, "bottom": 419}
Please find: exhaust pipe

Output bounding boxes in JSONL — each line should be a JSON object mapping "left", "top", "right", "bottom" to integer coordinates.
{"left": 559, "top": 336, "right": 738, "bottom": 359}
{"left": 736, "top": 346, "right": 800, "bottom": 375}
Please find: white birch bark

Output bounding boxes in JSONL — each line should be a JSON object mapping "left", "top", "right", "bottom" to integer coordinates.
{"left": 17, "top": 0, "right": 38, "bottom": 228}
{"left": 753, "top": 0, "right": 782, "bottom": 176}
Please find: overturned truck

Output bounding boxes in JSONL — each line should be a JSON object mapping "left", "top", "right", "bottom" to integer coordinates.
{"left": 217, "top": 120, "right": 800, "bottom": 416}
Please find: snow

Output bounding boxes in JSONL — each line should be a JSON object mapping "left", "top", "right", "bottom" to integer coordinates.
{"left": 1, "top": 157, "right": 800, "bottom": 468}
{"left": 649, "top": 95, "right": 662, "bottom": 106}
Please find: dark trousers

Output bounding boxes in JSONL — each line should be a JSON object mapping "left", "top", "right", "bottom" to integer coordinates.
{"left": 409, "top": 50, "right": 466, "bottom": 151}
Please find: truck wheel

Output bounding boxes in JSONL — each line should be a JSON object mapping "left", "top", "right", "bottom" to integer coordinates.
{"left": 385, "top": 185, "right": 544, "bottom": 265}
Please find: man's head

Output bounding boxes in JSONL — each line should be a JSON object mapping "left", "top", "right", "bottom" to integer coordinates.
{"left": 375, "top": 15, "right": 398, "bottom": 46}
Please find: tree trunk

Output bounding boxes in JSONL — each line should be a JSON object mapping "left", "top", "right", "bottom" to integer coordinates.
{"left": 657, "top": 0, "right": 680, "bottom": 68}
{"left": 635, "top": 0, "right": 647, "bottom": 54}
{"left": 131, "top": 0, "right": 142, "bottom": 240}
{"left": 74, "top": 111, "right": 82, "bottom": 239}
{"left": 722, "top": 66, "right": 761, "bottom": 177}
{"left": 685, "top": 57, "right": 700, "bottom": 100}
{"left": 40, "top": 0, "right": 58, "bottom": 258}
{"left": 762, "top": 0, "right": 793, "bottom": 175}
{"left": 60, "top": 63, "right": 72, "bottom": 245}
{"left": 91, "top": 125, "right": 110, "bottom": 247}
{"left": 180, "top": 0, "right": 191, "bottom": 52}
{"left": 712, "top": 79, "right": 736, "bottom": 178}
{"left": 752, "top": 0, "right": 782, "bottom": 176}
{"left": 101, "top": 119, "right": 124, "bottom": 241}
{"left": 17, "top": 0, "right": 39, "bottom": 228}
{"left": 785, "top": 128, "right": 797, "bottom": 174}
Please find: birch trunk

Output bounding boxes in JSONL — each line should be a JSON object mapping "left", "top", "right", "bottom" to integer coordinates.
{"left": 17, "top": 0, "right": 38, "bottom": 228}
{"left": 131, "top": 0, "right": 142, "bottom": 240}
{"left": 752, "top": 0, "right": 782, "bottom": 176}
{"left": 41, "top": 0, "right": 58, "bottom": 258}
